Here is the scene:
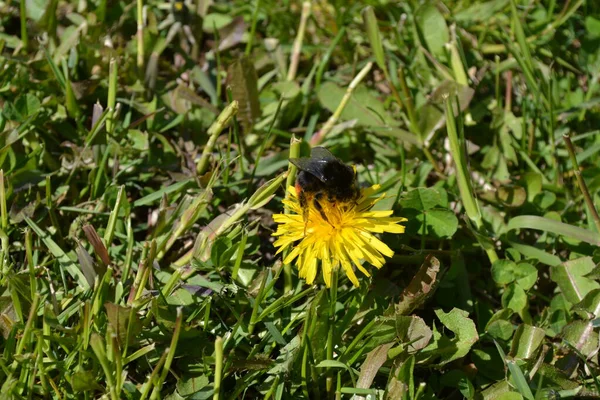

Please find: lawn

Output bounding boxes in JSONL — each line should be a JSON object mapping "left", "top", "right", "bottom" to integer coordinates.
{"left": 1, "top": 0, "right": 600, "bottom": 399}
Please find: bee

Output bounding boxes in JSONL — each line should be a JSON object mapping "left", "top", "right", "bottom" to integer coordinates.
{"left": 289, "top": 147, "right": 360, "bottom": 226}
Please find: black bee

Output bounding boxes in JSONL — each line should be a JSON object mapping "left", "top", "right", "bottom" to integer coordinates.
{"left": 289, "top": 147, "right": 360, "bottom": 225}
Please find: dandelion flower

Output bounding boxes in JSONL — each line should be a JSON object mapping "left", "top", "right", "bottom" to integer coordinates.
{"left": 272, "top": 185, "right": 406, "bottom": 287}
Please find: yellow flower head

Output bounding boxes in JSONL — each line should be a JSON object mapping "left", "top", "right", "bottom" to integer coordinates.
{"left": 272, "top": 185, "right": 406, "bottom": 287}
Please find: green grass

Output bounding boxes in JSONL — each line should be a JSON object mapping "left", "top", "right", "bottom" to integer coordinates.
{"left": 1, "top": 0, "right": 600, "bottom": 398}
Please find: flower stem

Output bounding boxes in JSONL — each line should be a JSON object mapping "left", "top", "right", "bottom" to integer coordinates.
{"left": 326, "top": 267, "right": 339, "bottom": 395}
{"left": 136, "top": 0, "right": 144, "bottom": 71}
{"left": 197, "top": 101, "right": 239, "bottom": 175}
{"left": 213, "top": 336, "right": 224, "bottom": 400}
{"left": 310, "top": 62, "right": 373, "bottom": 146}
{"left": 563, "top": 133, "right": 600, "bottom": 232}
{"left": 106, "top": 58, "right": 118, "bottom": 134}
{"left": 287, "top": 2, "right": 311, "bottom": 81}
{"left": 283, "top": 137, "right": 302, "bottom": 293}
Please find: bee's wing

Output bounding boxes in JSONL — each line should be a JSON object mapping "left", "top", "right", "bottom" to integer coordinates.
{"left": 289, "top": 157, "right": 329, "bottom": 183}
{"left": 311, "top": 146, "right": 337, "bottom": 161}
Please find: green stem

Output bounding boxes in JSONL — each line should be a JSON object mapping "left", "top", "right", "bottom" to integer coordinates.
{"left": 20, "top": 0, "right": 28, "bottom": 51}
{"left": 137, "top": 0, "right": 144, "bottom": 71}
{"left": 0, "top": 170, "right": 6, "bottom": 230}
{"left": 150, "top": 307, "right": 183, "bottom": 399}
{"left": 106, "top": 58, "right": 118, "bottom": 133}
{"left": 287, "top": 1, "right": 311, "bottom": 81}
{"left": 326, "top": 268, "right": 339, "bottom": 395}
{"left": 245, "top": 0, "right": 261, "bottom": 56}
{"left": 283, "top": 137, "right": 302, "bottom": 293}
{"left": 311, "top": 62, "right": 373, "bottom": 146}
{"left": 563, "top": 134, "right": 600, "bottom": 232}
{"left": 213, "top": 336, "right": 224, "bottom": 400}
{"left": 197, "top": 101, "right": 239, "bottom": 175}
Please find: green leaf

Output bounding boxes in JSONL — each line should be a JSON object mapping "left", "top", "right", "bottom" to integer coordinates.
{"left": 472, "top": 347, "right": 506, "bottom": 381}
{"left": 417, "top": 209, "right": 458, "bottom": 238}
{"left": 585, "top": 16, "right": 600, "bottom": 38}
{"left": 440, "top": 370, "right": 475, "bottom": 400}
{"left": 515, "top": 263, "right": 537, "bottom": 290}
{"left": 385, "top": 355, "right": 415, "bottom": 400}
{"left": 362, "top": 6, "right": 386, "bottom": 72}
{"left": 454, "top": 0, "right": 510, "bottom": 22}
{"left": 70, "top": 370, "right": 102, "bottom": 392}
{"left": 501, "top": 283, "right": 527, "bottom": 313}
{"left": 521, "top": 172, "right": 542, "bottom": 202}
{"left": 422, "top": 308, "right": 478, "bottom": 366}
{"left": 24, "top": 217, "right": 89, "bottom": 290}
{"left": 494, "top": 341, "right": 535, "bottom": 400}
{"left": 561, "top": 320, "right": 599, "bottom": 358}
{"left": 550, "top": 257, "right": 600, "bottom": 304}
{"left": 317, "top": 82, "right": 399, "bottom": 127}
{"left": 133, "top": 179, "right": 193, "bottom": 207}
{"left": 497, "top": 393, "right": 524, "bottom": 400}
{"left": 507, "top": 241, "right": 561, "bottom": 267}
{"left": 227, "top": 56, "right": 261, "bottom": 131}
{"left": 509, "top": 324, "right": 545, "bottom": 360}
{"left": 105, "top": 303, "right": 142, "bottom": 345}
{"left": 176, "top": 375, "right": 211, "bottom": 397}
{"left": 573, "top": 289, "right": 600, "bottom": 318}
{"left": 534, "top": 191, "right": 557, "bottom": 210}
{"left": 492, "top": 259, "right": 519, "bottom": 285}
{"left": 486, "top": 309, "right": 515, "bottom": 341}
{"left": 507, "top": 215, "right": 600, "bottom": 246}
{"left": 415, "top": 2, "right": 449, "bottom": 60}
{"left": 400, "top": 187, "right": 446, "bottom": 211}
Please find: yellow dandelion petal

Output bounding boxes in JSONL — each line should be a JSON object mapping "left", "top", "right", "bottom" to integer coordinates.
{"left": 283, "top": 245, "right": 301, "bottom": 264}
{"left": 334, "top": 239, "right": 361, "bottom": 287}
{"left": 271, "top": 184, "right": 405, "bottom": 287}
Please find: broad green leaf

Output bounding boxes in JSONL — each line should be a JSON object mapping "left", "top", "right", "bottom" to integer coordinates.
{"left": 454, "top": 0, "right": 510, "bottom": 22}
{"left": 487, "top": 319, "right": 515, "bottom": 341}
{"left": 573, "top": 289, "right": 600, "bottom": 318}
{"left": 472, "top": 347, "right": 505, "bottom": 381}
{"left": 585, "top": 16, "right": 600, "bottom": 37}
{"left": 176, "top": 375, "right": 211, "bottom": 397}
{"left": 440, "top": 370, "right": 475, "bottom": 400}
{"left": 521, "top": 172, "right": 542, "bottom": 202}
{"left": 509, "top": 324, "right": 545, "bottom": 360}
{"left": 486, "top": 309, "right": 515, "bottom": 341}
{"left": 502, "top": 283, "right": 527, "bottom": 313}
{"left": 561, "top": 320, "right": 599, "bottom": 358}
{"left": 550, "top": 257, "right": 600, "bottom": 304}
{"left": 105, "top": 303, "right": 142, "bottom": 345}
{"left": 497, "top": 393, "right": 524, "bottom": 400}
{"left": 417, "top": 209, "right": 458, "bottom": 238}
{"left": 317, "top": 82, "right": 399, "bottom": 127}
{"left": 400, "top": 187, "right": 446, "bottom": 211}
{"left": 227, "top": 57, "right": 261, "bottom": 131}
{"left": 492, "top": 259, "right": 518, "bottom": 285}
{"left": 421, "top": 308, "right": 478, "bottom": 366}
{"left": 70, "top": 370, "right": 102, "bottom": 392}
{"left": 515, "top": 263, "right": 537, "bottom": 290}
{"left": 415, "top": 2, "right": 449, "bottom": 60}
{"left": 534, "top": 191, "right": 557, "bottom": 210}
